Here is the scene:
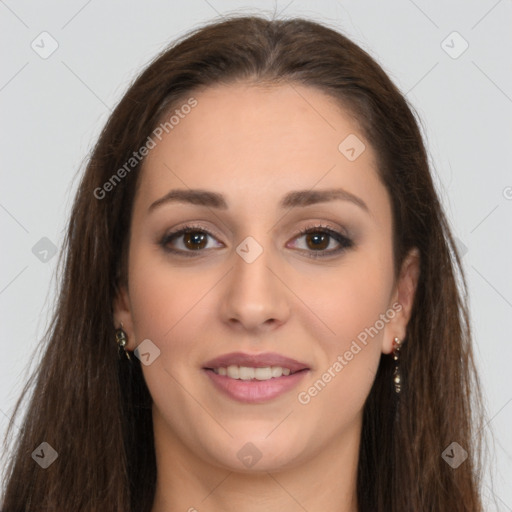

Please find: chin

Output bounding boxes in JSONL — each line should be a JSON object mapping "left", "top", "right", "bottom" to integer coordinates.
{"left": 202, "top": 430, "right": 308, "bottom": 473}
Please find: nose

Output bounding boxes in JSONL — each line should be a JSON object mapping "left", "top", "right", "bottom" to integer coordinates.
{"left": 218, "top": 237, "right": 291, "bottom": 333}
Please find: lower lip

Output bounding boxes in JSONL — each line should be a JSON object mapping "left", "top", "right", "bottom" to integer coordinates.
{"left": 203, "top": 369, "right": 309, "bottom": 404}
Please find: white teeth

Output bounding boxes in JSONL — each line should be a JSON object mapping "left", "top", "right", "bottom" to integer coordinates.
{"left": 254, "top": 367, "right": 272, "bottom": 380}
{"left": 238, "top": 366, "right": 255, "bottom": 380}
{"left": 226, "top": 365, "right": 239, "bottom": 379}
{"left": 271, "top": 366, "right": 282, "bottom": 378}
{"left": 213, "top": 365, "right": 294, "bottom": 380}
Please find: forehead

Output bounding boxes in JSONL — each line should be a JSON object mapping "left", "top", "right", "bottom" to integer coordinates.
{"left": 136, "top": 82, "right": 386, "bottom": 216}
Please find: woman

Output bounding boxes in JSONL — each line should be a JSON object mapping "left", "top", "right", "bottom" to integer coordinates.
{"left": 1, "top": 14, "right": 486, "bottom": 511}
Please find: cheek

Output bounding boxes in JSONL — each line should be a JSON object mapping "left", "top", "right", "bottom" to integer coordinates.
{"left": 297, "top": 262, "right": 391, "bottom": 423}
{"left": 300, "top": 248, "right": 394, "bottom": 408}
{"left": 315, "top": 249, "right": 394, "bottom": 341}
{"left": 127, "top": 249, "right": 205, "bottom": 344}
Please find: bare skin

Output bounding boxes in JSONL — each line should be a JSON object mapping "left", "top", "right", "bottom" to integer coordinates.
{"left": 114, "top": 82, "right": 420, "bottom": 512}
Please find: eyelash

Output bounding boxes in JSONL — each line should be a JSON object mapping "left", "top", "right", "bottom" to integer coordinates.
{"left": 159, "top": 223, "right": 354, "bottom": 259}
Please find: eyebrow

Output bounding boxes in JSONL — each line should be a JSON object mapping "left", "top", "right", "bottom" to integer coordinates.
{"left": 148, "top": 188, "right": 370, "bottom": 214}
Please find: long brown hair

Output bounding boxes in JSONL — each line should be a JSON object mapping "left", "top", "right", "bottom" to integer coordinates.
{"left": 1, "top": 14, "right": 488, "bottom": 511}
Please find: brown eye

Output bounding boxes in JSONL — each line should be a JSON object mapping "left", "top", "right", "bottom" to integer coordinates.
{"left": 291, "top": 225, "right": 354, "bottom": 259}
{"left": 160, "top": 225, "right": 223, "bottom": 256}
{"left": 182, "top": 231, "right": 208, "bottom": 250}
{"left": 304, "top": 232, "right": 330, "bottom": 251}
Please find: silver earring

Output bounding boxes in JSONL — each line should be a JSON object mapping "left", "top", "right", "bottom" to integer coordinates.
{"left": 115, "top": 323, "right": 132, "bottom": 362}
{"left": 392, "top": 337, "right": 402, "bottom": 394}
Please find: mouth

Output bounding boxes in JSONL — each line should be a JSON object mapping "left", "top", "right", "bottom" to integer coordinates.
{"left": 202, "top": 352, "right": 310, "bottom": 403}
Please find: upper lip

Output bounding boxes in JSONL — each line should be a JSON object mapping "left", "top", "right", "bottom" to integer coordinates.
{"left": 203, "top": 352, "right": 310, "bottom": 373}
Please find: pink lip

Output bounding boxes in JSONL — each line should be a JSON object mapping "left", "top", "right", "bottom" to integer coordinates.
{"left": 202, "top": 351, "right": 310, "bottom": 373}
{"left": 202, "top": 351, "right": 310, "bottom": 404}
{"left": 204, "top": 369, "right": 309, "bottom": 403}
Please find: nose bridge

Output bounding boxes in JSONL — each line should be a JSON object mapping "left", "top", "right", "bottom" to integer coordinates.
{"left": 219, "top": 231, "right": 290, "bottom": 329}
{"left": 233, "top": 232, "right": 278, "bottom": 298}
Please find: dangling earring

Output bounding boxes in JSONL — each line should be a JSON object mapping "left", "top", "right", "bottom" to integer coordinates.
{"left": 392, "top": 337, "right": 402, "bottom": 394}
{"left": 115, "top": 323, "right": 132, "bottom": 361}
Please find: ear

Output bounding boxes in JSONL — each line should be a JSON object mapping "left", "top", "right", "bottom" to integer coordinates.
{"left": 113, "top": 283, "right": 135, "bottom": 351}
{"left": 382, "top": 246, "right": 421, "bottom": 354}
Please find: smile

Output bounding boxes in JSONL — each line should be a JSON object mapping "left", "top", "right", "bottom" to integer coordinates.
{"left": 202, "top": 352, "right": 310, "bottom": 403}
{"left": 211, "top": 365, "right": 295, "bottom": 380}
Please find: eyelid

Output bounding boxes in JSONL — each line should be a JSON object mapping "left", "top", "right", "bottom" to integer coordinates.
{"left": 160, "top": 222, "right": 224, "bottom": 242}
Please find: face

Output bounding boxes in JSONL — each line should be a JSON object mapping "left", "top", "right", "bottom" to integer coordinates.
{"left": 114, "top": 82, "right": 419, "bottom": 473}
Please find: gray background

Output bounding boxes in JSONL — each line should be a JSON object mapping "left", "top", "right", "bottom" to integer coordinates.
{"left": 1, "top": 0, "right": 511, "bottom": 508}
